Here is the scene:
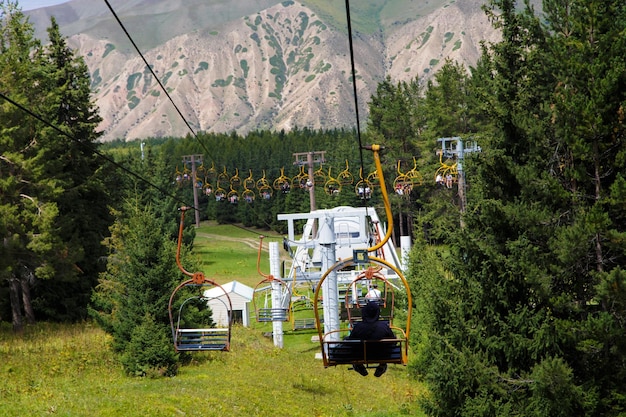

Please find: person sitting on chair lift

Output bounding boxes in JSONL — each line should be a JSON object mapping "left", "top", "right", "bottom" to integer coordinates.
{"left": 347, "top": 301, "right": 395, "bottom": 377}
{"left": 365, "top": 284, "right": 382, "bottom": 301}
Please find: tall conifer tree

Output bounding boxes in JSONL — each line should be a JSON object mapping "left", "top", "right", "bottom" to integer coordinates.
{"left": 32, "top": 17, "right": 112, "bottom": 320}
{"left": 0, "top": 3, "right": 111, "bottom": 326}
{"left": 0, "top": 0, "right": 56, "bottom": 330}
{"left": 412, "top": 1, "right": 626, "bottom": 415}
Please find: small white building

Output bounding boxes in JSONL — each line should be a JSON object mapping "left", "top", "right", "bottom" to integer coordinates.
{"left": 204, "top": 280, "right": 254, "bottom": 327}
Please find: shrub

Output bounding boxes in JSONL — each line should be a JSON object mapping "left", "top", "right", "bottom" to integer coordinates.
{"left": 120, "top": 314, "right": 179, "bottom": 377}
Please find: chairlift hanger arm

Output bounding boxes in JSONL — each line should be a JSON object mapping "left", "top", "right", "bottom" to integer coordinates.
{"left": 176, "top": 207, "right": 204, "bottom": 282}
{"left": 256, "top": 236, "right": 270, "bottom": 279}
{"left": 362, "top": 145, "right": 393, "bottom": 253}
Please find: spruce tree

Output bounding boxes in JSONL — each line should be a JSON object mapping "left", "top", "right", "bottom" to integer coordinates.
{"left": 1, "top": 4, "right": 111, "bottom": 326}
{"left": 366, "top": 76, "right": 424, "bottom": 242}
{"left": 0, "top": 0, "right": 59, "bottom": 330}
{"left": 32, "top": 16, "right": 112, "bottom": 320}
{"left": 412, "top": 0, "right": 626, "bottom": 415}
{"left": 422, "top": 59, "right": 475, "bottom": 139}
{"left": 90, "top": 201, "right": 183, "bottom": 353}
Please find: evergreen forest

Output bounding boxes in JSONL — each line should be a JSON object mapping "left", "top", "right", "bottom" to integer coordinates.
{"left": 1, "top": 0, "right": 625, "bottom": 415}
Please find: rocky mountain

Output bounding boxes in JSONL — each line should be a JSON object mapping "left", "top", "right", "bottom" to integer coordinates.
{"left": 26, "top": 0, "right": 501, "bottom": 142}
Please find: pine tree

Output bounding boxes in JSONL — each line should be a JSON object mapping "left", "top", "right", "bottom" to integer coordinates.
{"left": 0, "top": 0, "right": 59, "bottom": 330}
{"left": 90, "top": 201, "right": 183, "bottom": 353}
{"left": 32, "top": 16, "right": 112, "bottom": 320}
{"left": 412, "top": 0, "right": 626, "bottom": 415}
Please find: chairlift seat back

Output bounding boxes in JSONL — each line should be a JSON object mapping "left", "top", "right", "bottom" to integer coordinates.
{"left": 175, "top": 328, "right": 230, "bottom": 351}
{"left": 325, "top": 338, "right": 405, "bottom": 366}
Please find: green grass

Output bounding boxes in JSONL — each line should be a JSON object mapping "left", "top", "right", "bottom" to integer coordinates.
{"left": 192, "top": 221, "right": 284, "bottom": 287}
{"left": 1, "top": 322, "right": 427, "bottom": 416}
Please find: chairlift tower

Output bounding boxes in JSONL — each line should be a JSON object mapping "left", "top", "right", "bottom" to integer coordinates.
{"left": 293, "top": 151, "right": 326, "bottom": 213}
{"left": 293, "top": 151, "right": 326, "bottom": 237}
{"left": 278, "top": 208, "right": 343, "bottom": 343}
{"left": 317, "top": 215, "right": 341, "bottom": 344}
{"left": 182, "top": 154, "right": 203, "bottom": 227}
{"left": 437, "top": 137, "right": 481, "bottom": 217}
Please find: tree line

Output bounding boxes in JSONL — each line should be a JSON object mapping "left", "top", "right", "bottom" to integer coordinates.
{"left": 1, "top": 0, "right": 625, "bottom": 414}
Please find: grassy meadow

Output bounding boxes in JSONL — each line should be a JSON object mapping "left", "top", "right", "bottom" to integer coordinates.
{"left": 192, "top": 221, "right": 285, "bottom": 286}
{"left": 0, "top": 222, "right": 428, "bottom": 417}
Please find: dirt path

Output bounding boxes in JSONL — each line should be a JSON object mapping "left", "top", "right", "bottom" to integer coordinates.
{"left": 195, "top": 232, "right": 291, "bottom": 262}
{"left": 195, "top": 232, "right": 262, "bottom": 250}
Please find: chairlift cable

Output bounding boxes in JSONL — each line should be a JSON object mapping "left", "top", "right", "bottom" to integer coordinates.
{"left": 344, "top": 0, "right": 365, "bottom": 167}
{"left": 345, "top": 0, "right": 377, "bottom": 205}
{"left": 0, "top": 91, "right": 191, "bottom": 210}
{"left": 103, "top": 0, "right": 216, "bottom": 165}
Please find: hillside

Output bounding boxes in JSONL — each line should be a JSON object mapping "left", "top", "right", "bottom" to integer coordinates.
{"left": 26, "top": 0, "right": 501, "bottom": 142}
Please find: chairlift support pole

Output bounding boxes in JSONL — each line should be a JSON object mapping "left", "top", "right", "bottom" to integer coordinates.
{"left": 457, "top": 139, "right": 466, "bottom": 214}
{"left": 182, "top": 154, "right": 203, "bottom": 227}
{"left": 437, "top": 137, "right": 481, "bottom": 226}
{"left": 279, "top": 209, "right": 348, "bottom": 344}
{"left": 292, "top": 151, "right": 324, "bottom": 212}
{"left": 269, "top": 241, "right": 284, "bottom": 348}
{"left": 293, "top": 151, "right": 326, "bottom": 235}
{"left": 318, "top": 215, "right": 340, "bottom": 347}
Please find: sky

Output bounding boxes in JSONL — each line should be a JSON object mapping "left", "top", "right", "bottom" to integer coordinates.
{"left": 21, "top": 0, "right": 70, "bottom": 11}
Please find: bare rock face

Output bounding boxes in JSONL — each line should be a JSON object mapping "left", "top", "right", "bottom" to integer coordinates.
{"left": 28, "top": 0, "right": 500, "bottom": 142}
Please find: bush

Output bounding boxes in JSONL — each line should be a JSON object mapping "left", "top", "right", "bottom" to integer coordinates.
{"left": 120, "top": 314, "right": 179, "bottom": 377}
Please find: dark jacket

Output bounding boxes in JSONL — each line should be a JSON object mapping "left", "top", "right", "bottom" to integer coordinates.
{"left": 347, "top": 301, "right": 395, "bottom": 340}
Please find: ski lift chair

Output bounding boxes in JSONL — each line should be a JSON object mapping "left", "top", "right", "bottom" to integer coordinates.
{"left": 168, "top": 207, "right": 232, "bottom": 352}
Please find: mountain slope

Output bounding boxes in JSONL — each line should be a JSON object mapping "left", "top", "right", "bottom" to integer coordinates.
{"left": 27, "top": 0, "right": 500, "bottom": 141}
